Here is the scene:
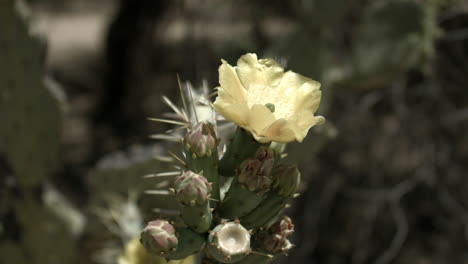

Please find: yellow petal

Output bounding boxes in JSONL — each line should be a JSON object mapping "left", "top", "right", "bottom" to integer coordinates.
{"left": 288, "top": 111, "right": 318, "bottom": 141}
{"left": 212, "top": 102, "right": 249, "bottom": 126}
{"left": 294, "top": 80, "right": 322, "bottom": 113}
{"left": 218, "top": 60, "right": 247, "bottom": 104}
{"left": 246, "top": 104, "right": 276, "bottom": 136}
{"left": 262, "top": 119, "right": 296, "bottom": 143}
{"left": 235, "top": 53, "right": 283, "bottom": 90}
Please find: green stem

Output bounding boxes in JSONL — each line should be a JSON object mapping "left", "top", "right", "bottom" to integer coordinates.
{"left": 186, "top": 153, "right": 220, "bottom": 201}
{"left": 219, "top": 127, "right": 265, "bottom": 176}
{"left": 239, "top": 194, "right": 291, "bottom": 230}
{"left": 180, "top": 202, "right": 212, "bottom": 233}
{"left": 216, "top": 178, "right": 266, "bottom": 219}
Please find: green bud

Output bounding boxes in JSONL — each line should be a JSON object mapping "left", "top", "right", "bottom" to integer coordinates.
{"left": 271, "top": 164, "right": 301, "bottom": 197}
{"left": 184, "top": 122, "right": 218, "bottom": 158}
{"left": 174, "top": 171, "right": 212, "bottom": 206}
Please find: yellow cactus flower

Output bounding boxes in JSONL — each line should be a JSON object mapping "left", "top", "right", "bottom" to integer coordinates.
{"left": 213, "top": 53, "right": 325, "bottom": 143}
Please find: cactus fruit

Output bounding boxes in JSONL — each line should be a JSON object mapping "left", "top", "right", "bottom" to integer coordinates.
{"left": 140, "top": 219, "right": 204, "bottom": 260}
{"left": 216, "top": 146, "right": 275, "bottom": 219}
{"left": 184, "top": 122, "right": 220, "bottom": 200}
{"left": 240, "top": 165, "right": 300, "bottom": 229}
{"left": 206, "top": 221, "right": 251, "bottom": 263}
{"left": 174, "top": 171, "right": 213, "bottom": 233}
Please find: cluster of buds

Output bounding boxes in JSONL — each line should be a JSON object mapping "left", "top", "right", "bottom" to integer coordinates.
{"left": 260, "top": 216, "right": 295, "bottom": 255}
{"left": 143, "top": 53, "right": 324, "bottom": 263}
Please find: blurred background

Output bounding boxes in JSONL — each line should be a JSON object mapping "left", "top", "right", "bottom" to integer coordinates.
{"left": 1, "top": 0, "right": 468, "bottom": 263}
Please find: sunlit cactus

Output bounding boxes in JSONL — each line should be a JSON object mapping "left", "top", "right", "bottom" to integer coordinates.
{"left": 144, "top": 53, "right": 324, "bottom": 263}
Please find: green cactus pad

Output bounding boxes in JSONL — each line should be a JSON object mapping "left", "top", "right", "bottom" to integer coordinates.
{"left": 235, "top": 253, "right": 273, "bottom": 264}
{"left": 216, "top": 178, "right": 267, "bottom": 219}
{"left": 219, "top": 128, "right": 266, "bottom": 177}
{"left": 180, "top": 202, "right": 213, "bottom": 233}
{"left": 239, "top": 165, "right": 300, "bottom": 229}
{"left": 166, "top": 227, "right": 205, "bottom": 260}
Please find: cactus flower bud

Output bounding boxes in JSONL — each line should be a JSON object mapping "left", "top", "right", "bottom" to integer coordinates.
{"left": 262, "top": 234, "right": 293, "bottom": 255}
{"left": 207, "top": 221, "right": 251, "bottom": 263}
{"left": 184, "top": 121, "right": 218, "bottom": 158}
{"left": 140, "top": 220, "right": 178, "bottom": 256}
{"left": 271, "top": 164, "right": 300, "bottom": 197}
{"left": 237, "top": 146, "right": 275, "bottom": 193}
{"left": 268, "top": 216, "right": 294, "bottom": 238}
{"left": 174, "top": 171, "right": 212, "bottom": 206}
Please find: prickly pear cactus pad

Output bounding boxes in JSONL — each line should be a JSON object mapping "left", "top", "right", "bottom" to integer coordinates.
{"left": 144, "top": 53, "right": 324, "bottom": 263}
{"left": 0, "top": 0, "right": 61, "bottom": 188}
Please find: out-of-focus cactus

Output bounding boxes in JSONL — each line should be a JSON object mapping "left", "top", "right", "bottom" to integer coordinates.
{"left": 145, "top": 53, "right": 324, "bottom": 263}
{"left": 0, "top": 0, "right": 61, "bottom": 188}
{"left": 0, "top": 2, "right": 82, "bottom": 264}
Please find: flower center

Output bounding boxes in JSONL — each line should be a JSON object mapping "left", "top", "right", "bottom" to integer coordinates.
{"left": 247, "top": 84, "right": 295, "bottom": 119}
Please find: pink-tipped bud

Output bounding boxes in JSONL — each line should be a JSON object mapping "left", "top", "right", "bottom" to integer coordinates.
{"left": 269, "top": 216, "right": 294, "bottom": 238}
{"left": 174, "top": 171, "right": 212, "bottom": 206}
{"left": 140, "top": 220, "right": 178, "bottom": 255}
{"left": 184, "top": 122, "right": 218, "bottom": 158}
{"left": 237, "top": 146, "right": 275, "bottom": 193}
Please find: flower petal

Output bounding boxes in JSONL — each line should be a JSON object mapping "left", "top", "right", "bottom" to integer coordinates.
{"left": 218, "top": 59, "right": 247, "bottom": 104}
{"left": 213, "top": 102, "right": 249, "bottom": 127}
{"left": 262, "top": 119, "right": 296, "bottom": 143}
{"left": 246, "top": 104, "right": 276, "bottom": 136}
{"left": 294, "top": 80, "right": 322, "bottom": 113}
{"left": 235, "top": 53, "right": 283, "bottom": 90}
